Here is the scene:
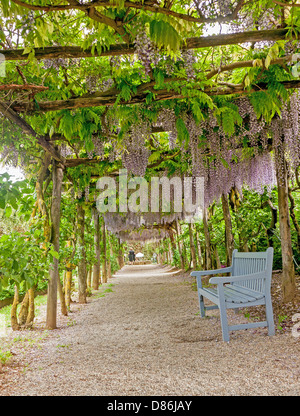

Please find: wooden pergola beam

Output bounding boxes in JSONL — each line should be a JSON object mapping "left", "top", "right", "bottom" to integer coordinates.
{"left": 0, "top": 29, "right": 292, "bottom": 61}
{"left": 8, "top": 0, "right": 246, "bottom": 25}
{"left": 8, "top": 79, "right": 300, "bottom": 114}
{"left": 0, "top": 84, "right": 49, "bottom": 91}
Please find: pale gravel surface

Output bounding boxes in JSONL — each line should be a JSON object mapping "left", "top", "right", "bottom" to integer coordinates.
{"left": 1, "top": 264, "right": 300, "bottom": 396}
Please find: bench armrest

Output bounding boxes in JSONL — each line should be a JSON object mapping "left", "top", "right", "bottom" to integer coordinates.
{"left": 191, "top": 267, "right": 232, "bottom": 278}
{"left": 209, "top": 271, "right": 266, "bottom": 285}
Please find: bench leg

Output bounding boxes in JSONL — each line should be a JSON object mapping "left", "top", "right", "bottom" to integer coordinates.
{"left": 217, "top": 285, "right": 230, "bottom": 342}
{"left": 219, "top": 307, "right": 230, "bottom": 342}
{"left": 198, "top": 292, "right": 205, "bottom": 317}
{"left": 265, "top": 295, "right": 275, "bottom": 336}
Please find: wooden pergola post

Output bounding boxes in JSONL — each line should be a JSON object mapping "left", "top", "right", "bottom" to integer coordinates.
{"left": 46, "top": 161, "right": 64, "bottom": 329}
{"left": 92, "top": 208, "right": 101, "bottom": 290}
{"left": 77, "top": 201, "right": 87, "bottom": 303}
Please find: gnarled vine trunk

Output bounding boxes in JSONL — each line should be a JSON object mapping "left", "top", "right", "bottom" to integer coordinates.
{"left": 202, "top": 210, "right": 212, "bottom": 270}
{"left": 274, "top": 144, "right": 296, "bottom": 302}
{"left": 221, "top": 193, "right": 235, "bottom": 266}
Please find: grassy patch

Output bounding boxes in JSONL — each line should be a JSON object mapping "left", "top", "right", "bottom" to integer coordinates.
{"left": 93, "top": 283, "right": 115, "bottom": 299}
{"left": 0, "top": 348, "right": 12, "bottom": 365}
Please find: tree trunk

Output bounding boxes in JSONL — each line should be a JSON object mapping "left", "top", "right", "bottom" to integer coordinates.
{"left": 77, "top": 202, "right": 87, "bottom": 303}
{"left": 87, "top": 269, "right": 92, "bottom": 288}
{"left": 175, "top": 220, "right": 185, "bottom": 269}
{"left": 25, "top": 287, "right": 36, "bottom": 326}
{"left": 239, "top": 238, "right": 249, "bottom": 252}
{"left": 188, "top": 223, "right": 197, "bottom": 269}
{"left": 46, "top": 161, "right": 63, "bottom": 329}
{"left": 11, "top": 286, "right": 20, "bottom": 331}
{"left": 92, "top": 209, "right": 101, "bottom": 289}
{"left": 117, "top": 238, "right": 124, "bottom": 269}
{"left": 202, "top": 210, "right": 212, "bottom": 270}
{"left": 57, "top": 277, "right": 68, "bottom": 316}
{"left": 275, "top": 144, "right": 296, "bottom": 302}
{"left": 221, "top": 193, "right": 235, "bottom": 266}
{"left": 213, "top": 245, "right": 222, "bottom": 269}
{"left": 110, "top": 244, "right": 114, "bottom": 275}
{"left": 195, "top": 230, "right": 203, "bottom": 268}
{"left": 65, "top": 268, "right": 72, "bottom": 309}
{"left": 168, "top": 229, "right": 177, "bottom": 265}
{"left": 265, "top": 198, "right": 278, "bottom": 247}
{"left": 65, "top": 241, "right": 73, "bottom": 310}
{"left": 102, "top": 221, "right": 107, "bottom": 284}
{"left": 157, "top": 246, "right": 162, "bottom": 264}
{"left": 18, "top": 291, "right": 29, "bottom": 326}
{"left": 107, "top": 233, "right": 112, "bottom": 279}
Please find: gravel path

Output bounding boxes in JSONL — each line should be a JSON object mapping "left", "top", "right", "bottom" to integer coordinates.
{"left": 1, "top": 264, "right": 300, "bottom": 396}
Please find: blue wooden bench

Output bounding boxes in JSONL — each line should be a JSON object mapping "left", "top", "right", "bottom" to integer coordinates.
{"left": 191, "top": 248, "right": 275, "bottom": 342}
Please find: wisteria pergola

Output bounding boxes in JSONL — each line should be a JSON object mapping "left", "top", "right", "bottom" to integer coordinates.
{"left": 0, "top": 0, "right": 300, "bottom": 328}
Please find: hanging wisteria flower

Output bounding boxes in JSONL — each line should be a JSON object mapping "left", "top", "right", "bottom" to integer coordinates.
{"left": 181, "top": 50, "right": 197, "bottom": 80}
{"left": 134, "top": 28, "right": 160, "bottom": 76}
{"left": 121, "top": 118, "right": 151, "bottom": 176}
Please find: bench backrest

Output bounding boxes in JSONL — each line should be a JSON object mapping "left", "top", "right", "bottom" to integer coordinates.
{"left": 231, "top": 247, "right": 273, "bottom": 293}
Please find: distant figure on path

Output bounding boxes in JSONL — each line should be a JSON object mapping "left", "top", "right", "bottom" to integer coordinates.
{"left": 128, "top": 249, "right": 135, "bottom": 265}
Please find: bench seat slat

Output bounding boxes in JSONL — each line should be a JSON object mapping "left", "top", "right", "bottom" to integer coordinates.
{"left": 222, "top": 286, "right": 261, "bottom": 303}
{"left": 199, "top": 285, "right": 264, "bottom": 304}
{"left": 226, "top": 284, "right": 265, "bottom": 300}
{"left": 198, "top": 287, "right": 220, "bottom": 305}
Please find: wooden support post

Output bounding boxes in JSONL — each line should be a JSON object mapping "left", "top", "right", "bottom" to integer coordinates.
{"left": 46, "top": 161, "right": 63, "bottom": 329}
{"left": 175, "top": 219, "right": 185, "bottom": 270}
{"left": 77, "top": 202, "right": 87, "bottom": 303}
{"left": 92, "top": 208, "right": 101, "bottom": 290}
{"left": 102, "top": 221, "right": 107, "bottom": 283}
{"left": 188, "top": 223, "right": 197, "bottom": 269}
